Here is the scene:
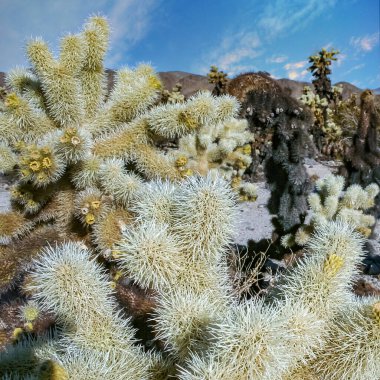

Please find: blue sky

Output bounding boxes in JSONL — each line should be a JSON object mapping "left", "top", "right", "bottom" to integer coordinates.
{"left": 0, "top": 0, "right": 379, "bottom": 88}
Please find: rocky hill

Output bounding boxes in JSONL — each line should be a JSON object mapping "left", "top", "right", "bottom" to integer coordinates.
{"left": 0, "top": 70, "right": 374, "bottom": 101}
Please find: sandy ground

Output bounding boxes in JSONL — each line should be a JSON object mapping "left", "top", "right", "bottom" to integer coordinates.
{"left": 234, "top": 181, "right": 273, "bottom": 244}
{"left": 233, "top": 158, "right": 343, "bottom": 244}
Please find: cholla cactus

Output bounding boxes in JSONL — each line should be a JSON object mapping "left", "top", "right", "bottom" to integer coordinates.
{"left": 227, "top": 72, "right": 315, "bottom": 213}
{"left": 207, "top": 65, "right": 229, "bottom": 96}
{"left": 308, "top": 48, "right": 339, "bottom": 103}
{"left": 173, "top": 116, "right": 256, "bottom": 201}
{"left": 333, "top": 92, "right": 360, "bottom": 133}
{"left": 248, "top": 78, "right": 316, "bottom": 233}
{"left": 2, "top": 15, "right": 379, "bottom": 380}
{"left": 2, "top": 174, "right": 379, "bottom": 379}
{"left": 0, "top": 16, "right": 256, "bottom": 291}
{"left": 304, "top": 48, "right": 340, "bottom": 151}
{"left": 282, "top": 174, "right": 379, "bottom": 247}
{"left": 307, "top": 296, "right": 380, "bottom": 380}
{"left": 160, "top": 83, "right": 185, "bottom": 104}
{"left": 344, "top": 89, "right": 380, "bottom": 216}
{"left": 300, "top": 85, "right": 350, "bottom": 159}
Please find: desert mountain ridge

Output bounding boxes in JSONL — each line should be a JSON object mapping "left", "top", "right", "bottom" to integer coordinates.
{"left": 0, "top": 70, "right": 376, "bottom": 100}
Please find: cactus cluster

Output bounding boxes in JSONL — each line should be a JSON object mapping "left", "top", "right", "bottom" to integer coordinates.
{"left": 1, "top": 175, "right": 379, "bottom": 379}
{"left": 173, "top": 116, "right": 256, "bottom": 201}
{"left": 0, "top": 14, "right": 379, "bottom": 380}
{"left": 300, "top": 84, "right": 351, "bottom": 159}
{"left": 282, "top": 174, "right": 379, "bottom": 247}
{"left": 227, "top": 72, "right": 287, "bottom": 180}
{"left": 0, "top": 16, "right": 259, "bottom": 292}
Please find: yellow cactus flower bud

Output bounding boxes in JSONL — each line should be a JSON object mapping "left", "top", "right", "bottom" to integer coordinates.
{"left": 178, "top": 110, "right": 198, "bottom": 129}
{"left": 113, "top": 270, "right": 123, "bottom": 281}
{"left": 14, "top": 141, "right": 26, "bottom": 151}
{"left": 27, "top": 199, "right": 37, "bottom": 208}
{"left": 37, "top": 172, "right": 47, "bottom": 181}
{"left": 85, "top": 213, "right": 95, "bottom": 225}
{"left": 323, "top": 253, "right": 344, "bottom": 276}
{"left": 42, "top": 157, "right": 52, "bottom": 168}
{"left": 24, "top": 322, "right": 34, "bottom": 332}
{"left": 66, "top": 127, "right": 76, "bottom": 135}
{"left": 71, "top": 136, "right": 81, "bottom": 146}
{"left": 180, "top": 168, "right": 193, "bottom": 177}
{"left": 5, "top": 93, "right": 21, "bottom": 109}
{"left": 236, "top": 160, "right": 246, "bottom": 170}
{"left": 242, "top": 144, "right": 252, "bottom": 155}
{"left": 175, "top": 156, "right": 188, "bottom": 167}
{"left": 11, "top": 188, "right": 20, "bottom": 197}
{"left": 12, "top": 327, "right": 23, "bottom": 340}
{"left": 29, "top": 160, "right": 41, "bottom": 172}
{"left": 39, "top": 360, "right": 69, "bottom": 380}
{"left": 148, "top": 75, "right": 162, "bottom": 90}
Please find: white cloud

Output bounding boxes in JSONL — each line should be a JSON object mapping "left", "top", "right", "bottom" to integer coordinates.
{"left": 258, "top": 0, "right": 337, "bottom": 39}
{"left": 343, "top": 63, "right": 365, "bottom": 75}
{"left": 0, "top": 0, "right": 159, "bottom": 71}
{"left": 350, "top": 32, "right": 379, "bottom": 52}
{"left": 283, "top": 60, "right": 310, "bottom": 81}
{"left": 288, "top": 69, "right": 308, "bottom": 80}
{"left": 218, "top": 47, "right": 260, "bottom": 69}
{"left": 196, "top": 0, "right": 337, "bottom": 78}
{"left": 198, "top": 31, "right": 262, "bottom": 76}
{"left": 284, "top": 60, "right": 308, "bottom": 70}
{"left": 267, "top": 55, "right": 288, "bottom": 64}
{"left": 106, "top": 0, "right": 160, "bottom": 67}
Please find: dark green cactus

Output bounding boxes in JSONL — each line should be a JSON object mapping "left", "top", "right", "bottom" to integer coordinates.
{"left": 343, "top": 90, "right": 380, "bottom": 217}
